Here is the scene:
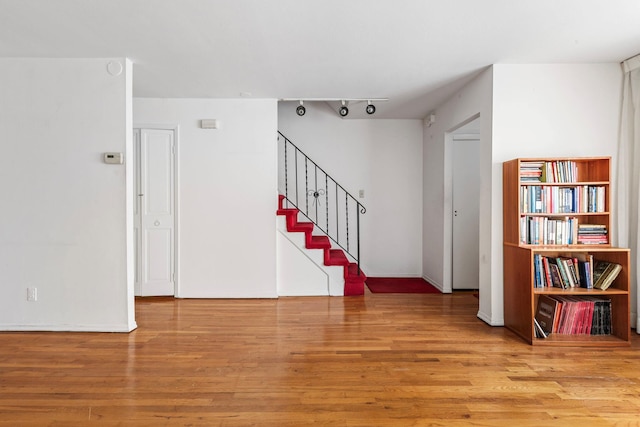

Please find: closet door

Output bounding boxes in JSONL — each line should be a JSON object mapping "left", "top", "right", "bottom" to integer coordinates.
{"left": 134, "top": 128, "right": 175, "bottom": 296}
{"left": 452, "top": 137, "right": 480, "bottom": 290}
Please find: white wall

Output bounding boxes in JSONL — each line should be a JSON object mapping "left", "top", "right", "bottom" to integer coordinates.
{"left": 424, "top": 63, "right": 623, "bottom": 328}
{"left": 278, "top": 102, "right": 423, "bottom": 277}
{"left": 422, "top": 67, "right": 494, "bottom": 324}
{"left": 492, "top": 63, "right": 625, "bottom": 322}
{"left": 0, "top": 58, "right": 135, "bottom": 331}
{"left": 134, "top": 98, "right": 278, "bottom": 298}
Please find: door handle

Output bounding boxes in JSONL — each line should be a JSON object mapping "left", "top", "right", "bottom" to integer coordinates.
{"left": 154, "top": 221, "right": 160, "bottom": 226}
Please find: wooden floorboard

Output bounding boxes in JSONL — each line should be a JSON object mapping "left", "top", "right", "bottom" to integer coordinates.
{"left": 1, "top": 291, "right": 639, "bottom": 426}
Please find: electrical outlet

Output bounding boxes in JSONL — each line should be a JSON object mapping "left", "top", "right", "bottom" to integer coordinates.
{"left": 359, "top": 189, "right": 365, "bottom": 198}
{"left": 27, "top": 287, "right": 37, "bottom": 302}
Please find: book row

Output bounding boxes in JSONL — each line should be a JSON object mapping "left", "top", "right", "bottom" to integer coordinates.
{"left": 533, "top": 253, "right": 621, "bottom": 290}
{"left": 520, "top": 216, "right": 608, "bottom": 245}
{"left": 520, "top": 160, "right": 578, "bottom": 183}
{"left": 534, "top": 295, "right": 612, "bottom": 338}
{"left": 520, "top": 185, "right": 605, "bottom": 214}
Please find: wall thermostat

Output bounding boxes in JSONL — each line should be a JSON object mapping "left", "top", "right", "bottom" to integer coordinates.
{"left": 104, "top": 152, "right": 124, "bottom": 164}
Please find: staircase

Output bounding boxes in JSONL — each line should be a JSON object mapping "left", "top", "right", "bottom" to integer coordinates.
{"left": 277, "top": 195, "right": 366, "bottom": 296}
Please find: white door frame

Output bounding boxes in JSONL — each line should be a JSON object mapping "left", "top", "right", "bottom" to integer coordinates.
{"left": 443, "top": 114, "right": 480, "bottom": 294}
{"left": 133, "top": 123, "right": 180, "bottom": 297}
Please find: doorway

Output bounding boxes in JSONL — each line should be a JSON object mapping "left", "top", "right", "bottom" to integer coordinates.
{"left": 133, "top": 127, "right": 178, "bottom": 296}
{"left": 449, "top": 117, "right": 480, "bottom": 291}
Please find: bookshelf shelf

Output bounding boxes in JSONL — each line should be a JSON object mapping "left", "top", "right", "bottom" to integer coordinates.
{"left": 503, "top": 157, "right": 630, "bottom": 346}
{"left": 534, "top": 288, "right": 628, "bottom": 296}
{"left": 531, "top": 333, "right": 628, "bottom": 347}
{"left": 519, "top": 181, "right": 609, "bottom": 186}
{"left": 522, "top": 212, "right": 610, "bottom": 216}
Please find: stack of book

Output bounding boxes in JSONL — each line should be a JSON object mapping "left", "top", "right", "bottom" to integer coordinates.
{"left": 520, "top": 161, "right": 544, "bottom": 182}
{"left": 577, "top": 224, "right": 608, "bottom": 245}
{"left": 532, "top": 255, "right": 621, "bottom": 290}
{"left": 534, "top": 295, "right": 612, "bottom": 338}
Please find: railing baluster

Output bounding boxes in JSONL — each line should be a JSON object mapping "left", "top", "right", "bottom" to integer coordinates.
{"left": 304, "top": 158, "right": 309, "bottom": 215}
{"left": 356, "top": 205, "right": 361, "bottom": 275}
{"left": 345, "top": 193, "right": 349, "bottom": 252}
{"left": 314, "top": 166, "right": 318, "bottom": 223}
{"left": 325, "top": 174, "right": 329, "bottom": 233}
{"left": 335, "top": 181, "right": 339, "bottom": 244}
{"left": 284, "top": 137, "right": 288, "bottom": 207}
{"left": 294, "top": 149, "right": 299, "bottom": 207}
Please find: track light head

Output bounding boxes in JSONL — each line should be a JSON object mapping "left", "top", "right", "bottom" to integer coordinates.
{"left": 365, "top": 101, "right": 376, "bottom": 115}
{"left": 339, "top": 100, "right": 349, "bottom": 117}
{"left": 296, "top": 101, "right": 306, "bottom": 116}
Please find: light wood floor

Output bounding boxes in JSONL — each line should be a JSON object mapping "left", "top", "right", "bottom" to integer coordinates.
{"left": 1, "top": 291, "right": 639, "bottom": 426}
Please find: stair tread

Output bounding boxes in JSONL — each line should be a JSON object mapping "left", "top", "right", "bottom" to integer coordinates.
{"left": 345, "top": 263, "right": 367, "bottom": 280}
{"left": 277, "top": 208, "right": 298, "bottom": 216}
{"left": 289, "top": 222, "right": 314, "bottom": 232}
{"left": 295, "top": 221, "right": 314, "bottom": 227}
{"left": 325, "top": 249, "right": 349, "bottom": 266}
{"left": 307, "top": 235, "right": 331, "bottom": 249}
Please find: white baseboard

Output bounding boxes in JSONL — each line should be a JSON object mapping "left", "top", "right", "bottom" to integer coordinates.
{"left": 0, "top": 322, "right": 137, "bottom": 332}
{"left": 422, "top": 274, "right": 447, "bottom": 293}
{"left": 477, "top": 310, "right": 504, "bottom": 326}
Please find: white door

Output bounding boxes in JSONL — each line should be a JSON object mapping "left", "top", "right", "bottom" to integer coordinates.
{"left": 452, "top": 137, "right": 480, "bottom": 290}
{"left": 134, "top": 128, "right": 176, "bottom": 296}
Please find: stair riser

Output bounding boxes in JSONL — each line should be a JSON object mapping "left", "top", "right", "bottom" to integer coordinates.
{"left": 344, "top": 281, "right": 365, "bottom": 296}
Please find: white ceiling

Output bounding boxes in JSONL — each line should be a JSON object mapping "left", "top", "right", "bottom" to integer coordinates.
{"left": 2, "top": 0, "right": 640, "bottom": 119}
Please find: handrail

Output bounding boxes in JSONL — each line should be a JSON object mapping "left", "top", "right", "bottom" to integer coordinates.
{"left": 278, "top": 131, "right": 366, "bottom": 275}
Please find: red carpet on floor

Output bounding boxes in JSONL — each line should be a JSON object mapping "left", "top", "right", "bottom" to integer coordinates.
{"left": 366, "top": 277, "right": 441, "bottom": 293}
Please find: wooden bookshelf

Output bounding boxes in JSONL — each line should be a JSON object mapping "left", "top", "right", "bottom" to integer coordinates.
{"left": 503, "top": 158, "right": 630, "bottom": 346}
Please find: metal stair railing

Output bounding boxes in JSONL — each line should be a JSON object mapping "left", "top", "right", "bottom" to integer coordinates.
{"left": 278, "top": 131, "right": 366, "bottom": 275}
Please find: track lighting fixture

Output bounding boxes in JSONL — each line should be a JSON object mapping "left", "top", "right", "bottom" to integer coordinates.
{"left": 339, "top": 100, "right": 349, "bottom": 117}
{"left": 281, "top": 98, "right": 388, "bottom": 118}
{"left": 365, "top": 101, "right": 376, "bottom": 115}
{"left": 296, "top": 101, "right": 306, "bottom": 116}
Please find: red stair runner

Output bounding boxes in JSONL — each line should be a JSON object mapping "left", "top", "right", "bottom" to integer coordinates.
{"left": 277, "top": 195, "right": 365, "bottom": 296}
